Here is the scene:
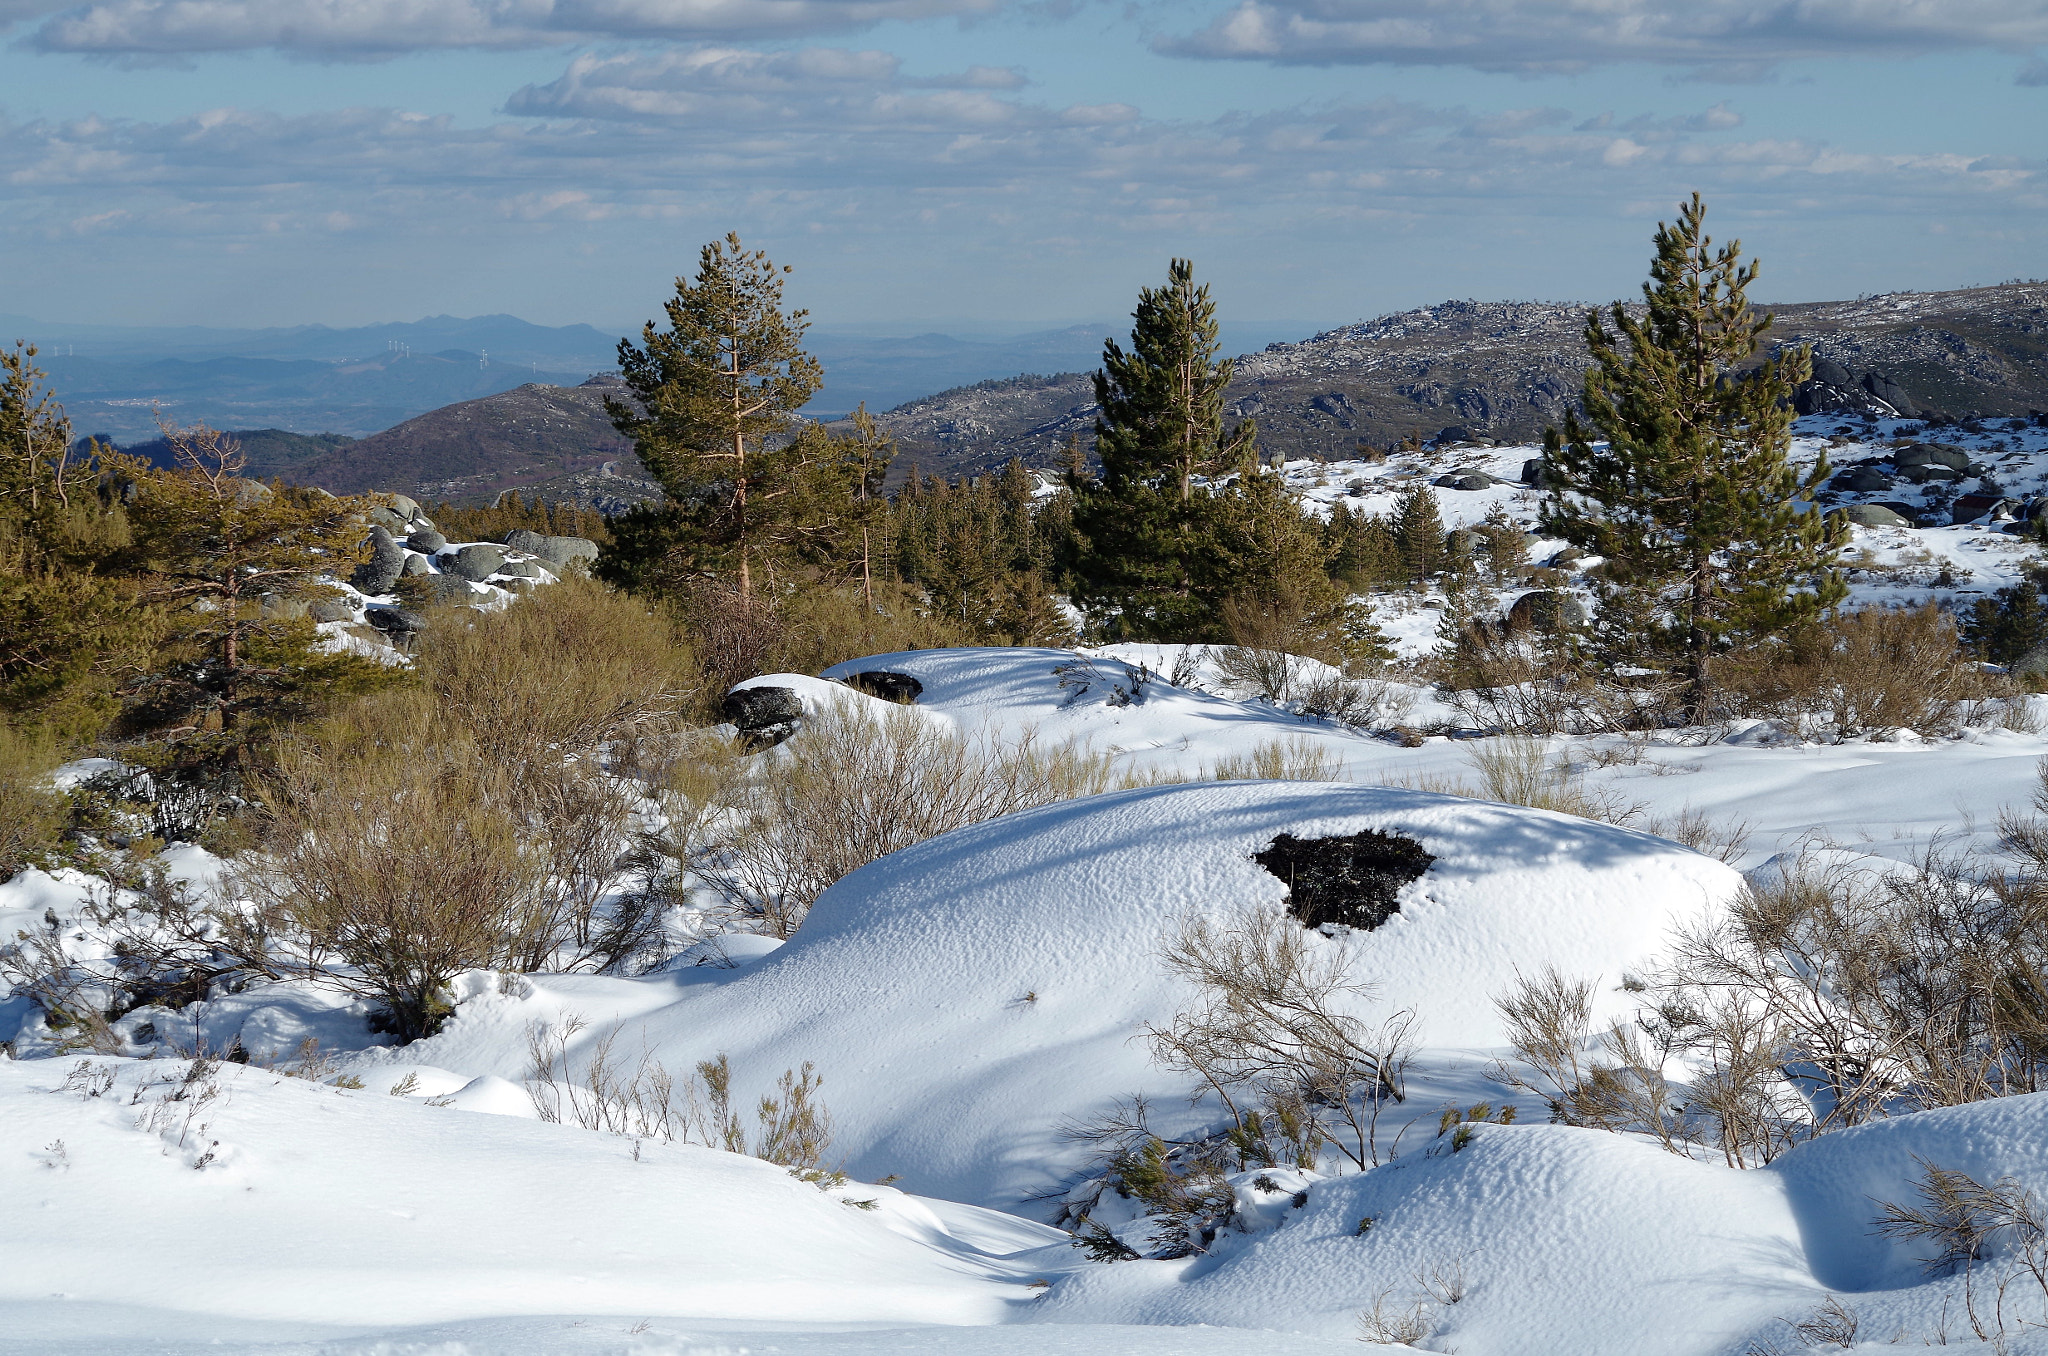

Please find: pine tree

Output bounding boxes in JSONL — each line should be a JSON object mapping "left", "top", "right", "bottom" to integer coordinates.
{"left": 1068, "top": 259, "right": 1260, "bottom": 639}
{"left": 1964, "top": 572, "right": 2048, "bottom": 667}
{"left": 125, "top": 422, "right": 392, "bottom": 784}
{"left": 1094, "top": 259, "right": 1255, "bottom": 502}
{"left": 0, "top": 342, "right": 155, "bottom": 734}
{"left": 607, "top": 233, "right": 825, "bottom": 598}
{"left": 1392, "top": 486, "right": 1445, "bottom": 583}
{"left": 1541, "top": 193, "right": 1845, "bottom": 722}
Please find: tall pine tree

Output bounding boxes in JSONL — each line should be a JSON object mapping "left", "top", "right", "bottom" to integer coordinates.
{"left": 1540, "top": 194, "right": 1844, "bottom": 722}
{"left": 1068, "top": 259, "right": 1259, "bottom": 639}
{"left": 606, "top": 234, "right": 825, "bottom": 598}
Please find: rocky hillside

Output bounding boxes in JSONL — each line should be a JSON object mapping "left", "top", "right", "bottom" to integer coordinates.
{"left": 870, "top": 283, "right": 2048, "bottom": 477}
{"left": 291, "top": 375, "right": 653, "bottom": 507}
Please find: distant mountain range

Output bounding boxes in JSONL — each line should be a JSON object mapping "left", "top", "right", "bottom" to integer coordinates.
{"left": 4, "top": 310, "right": 1312, "bottom": 444}
{"left": 866, "top": 283, "right": 2048, "bottom": 477}
{"left": 51, "top": 288, "right": 2046, "bottom": 507}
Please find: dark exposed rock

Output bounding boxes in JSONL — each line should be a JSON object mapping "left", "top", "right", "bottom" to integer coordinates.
{"left": 722, "top": 685, "right": 805, "bottom": 749}
{"left": 1253, "top": 830, "right": 1436, "bottom": 933}
{"left": 507, "top": 529, "right": 599, "bottom": 569}
{"left": 1893, "top": 444, "right": 1971, "bottom": 471}
{"left": 1433, "top": 473, "right": 1493, "bottom": 491}
{"left": 1833, "top": 504, "right": 1914, "bottom": 528}
{"left": 1505, "top": 589, "right": 1588, "bottom": 633}
{"left": 309, "top": 596, "right": 355, "bottom": 623}
{"left": 1832, "top": 466, "right": 1893, "bottom": 491}
{"left": 366, "top": 606, "right": 425, "bottom": 635}
{"left": 447, "top": 544, "right": 506, "bottom": 582}
{"left": 841, "top": 671, "right": 924, "bottom": 703}
{"left": 1863, "top": 372, "right": 1918, "bottom": 417}
{"left": 426, "top": 574, "right": 475, "bottom": 606}
{"left": 407, "top": 529, "right": 448, "bottom": 553}
{"left": 351, "top": 526, "right": 405, "bottom": 595}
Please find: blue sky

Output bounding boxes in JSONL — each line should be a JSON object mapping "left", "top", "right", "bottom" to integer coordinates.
{"left": 4, "top": 1, "right": 2045, "bottom": 336}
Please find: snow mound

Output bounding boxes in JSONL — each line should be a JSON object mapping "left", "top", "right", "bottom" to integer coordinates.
{"left": 0, "top": 1056, "right": 1049, "bottom": 1333}
{"left": 467, "top": 780, "right": 1737, "bottom": 1209}
{"left": 818, "top": 647, "right": 1370, "bottom": 775}
{"left": 1034, "top": 1093, "right": 2048, "bottom": 1355}
{"left": 1034, "top": 1121, "right": 1809, "bottom": 1352}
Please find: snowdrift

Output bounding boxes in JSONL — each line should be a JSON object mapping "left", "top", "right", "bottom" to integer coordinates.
{"left": 0, "top": 1055, "right": 1050, "bottom": 1331}
{"left": 1033, "top": 1094, "right": 2048, "bottom": 1355}
{"left": 401, "top": 780, "right": 1738, "bottom": 1209}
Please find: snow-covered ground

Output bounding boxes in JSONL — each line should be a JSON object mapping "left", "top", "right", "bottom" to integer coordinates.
{"left": 1278, "top": 413, "right": 2048, "bottom": 656}
{"left": 14, "top": 426, "right": 2048, "bottom": 1354}
{"left": 14, "top": 645, "right": 2048, "bottom": 1353}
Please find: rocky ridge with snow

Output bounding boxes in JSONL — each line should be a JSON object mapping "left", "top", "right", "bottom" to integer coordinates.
{"left": 871, "top": 283, "right": 2048, "bottom": 476}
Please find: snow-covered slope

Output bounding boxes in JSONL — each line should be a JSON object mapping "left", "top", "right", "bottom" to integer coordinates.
{"left": 1035, "top": 1093, "right": 2048, "bottom": 1354}
{"left": 0, "top": 1053, "right": 1364, "bottom": 1355}
{"left": 355, "top": 780, "right": 1735, "bottom": 1212}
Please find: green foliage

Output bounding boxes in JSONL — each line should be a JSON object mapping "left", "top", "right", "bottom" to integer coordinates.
{"left": 1324, "top": 501, "right": 1403, "bottom": 590}
{"left": 607, "top": 234, "right": 834, "bottom": 597}
{"left": 1069, "top": 258, "right": 1296, "bottom": 641}
{"left": 1963, "top": 570, "right": 2048, "bottom": 668}
{"left": 894, "top": 460, "right": 1073, "bottom": 644}
{"left": 1092, "top": 259, "right": 1255, "bottom": 502}
{"left": 1392, "top": 486, "right": 1445, "bottom": 584}
{"left": 0, "top": 721, "right": 67, "bottom": 877}
{"left": 1540, "top": 194, "right": 1846, "bottom": 721}
{"left": 0, "top": 342, "right": 156, "bottom": 735}
{"left": 121, "top": 424, "right": 396, "bottom": 782}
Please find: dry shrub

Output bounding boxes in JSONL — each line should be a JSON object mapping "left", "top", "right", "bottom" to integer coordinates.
{"left": 1718, "top": 603, "right": 1983, "bottom": 739}
{"left": 1669, "top": 849, "right": 2048, "bottom": 1132}
{"left": 1145, "top": 910, "right": 1416, "bottom": 1172}
{"left": 1500, "top": 820, "right": 2048, "bottom": 1169}
{"left": 700, "top": 703, "right": 1119, "bottom": 936}
{"left": 1436, "top": 617, "right": 1592, "bottom": 735}
{"left": 524, "top": 1014, "right": 835, "bottom": 1170}
{"left": 1205, "top": 737, "right": 1345, "bottom": 783}
{"left": 0, "top": 723, "right": 66, "bottom": 878}
{"left": 418, "top": 572, "right": 695, "bottom": 764}
{"left": 234, "top": 579, "right": 697, "bottom": 1038}
{"left": 1463, "top": 736, "right": 1645, "bottom": 825}
{"left": 1213, "top": 642, "right": 1302, "bottom": 704}
{"left": 1489, "top": 966, "right": 1693, "bottom": 1156}
{"left": 240, "top": 735, "right": 557, "bottom": 1040}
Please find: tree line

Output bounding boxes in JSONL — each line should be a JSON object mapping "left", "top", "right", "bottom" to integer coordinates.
{"left": 4, "top": 194, "right": 1869, "bottom": 799}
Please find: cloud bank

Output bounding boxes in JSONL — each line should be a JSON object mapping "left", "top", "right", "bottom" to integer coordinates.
{"left": 24, "top": 0, "right": 1002, "bottom": 56}
{"left": 1159, "top": 1, "right": 2048, "bottom": 77}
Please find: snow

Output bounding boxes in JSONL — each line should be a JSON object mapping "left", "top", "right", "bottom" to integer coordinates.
{"left": 382, "top": 781, "right": 1731, "bottom": 1209}
{"left": 19, "top": 457, "right": 2048, "bottom": 1351}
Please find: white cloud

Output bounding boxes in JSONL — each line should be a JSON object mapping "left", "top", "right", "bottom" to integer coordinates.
{"left": 1158, "top": 1, "right": 2048, "bottom": 77}
{"left": 3, "top": 63, "right": 2033, "bottom": 247}
{"left": 28, "top": 0, "right": 1002, "bottom": 56}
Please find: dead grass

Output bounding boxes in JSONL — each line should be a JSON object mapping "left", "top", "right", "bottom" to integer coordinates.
{"left": 697, "top": 703, "right": 1123, "bottom": 936}
{"left": 1718, "top": 603, "right": 1985, "bottom": 740}
{"left": 0, "top": 722, "right": 66, "bottom": 879}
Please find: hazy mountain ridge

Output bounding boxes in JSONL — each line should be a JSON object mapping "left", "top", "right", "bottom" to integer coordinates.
{"left": 871, "top": 284, "right": 2048, "bottom": 477}
{"left": 292, "top": 376, "right": 642, "bottom": 505}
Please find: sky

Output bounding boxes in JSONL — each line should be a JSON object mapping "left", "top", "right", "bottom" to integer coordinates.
{"left": 4, "top": 1, "right": 2046, "bottom": 338}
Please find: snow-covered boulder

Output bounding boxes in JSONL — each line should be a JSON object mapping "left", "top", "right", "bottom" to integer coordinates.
{"left": 505, "top": 780, "right": 1739, "bottom": 1207}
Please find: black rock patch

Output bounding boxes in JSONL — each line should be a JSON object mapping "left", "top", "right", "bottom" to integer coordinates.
{"left": 841, "top": 670, "right": 923, "bottom": 703}
{"left": 1253, "top": 830, "right": 1435, "bottom": 932}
